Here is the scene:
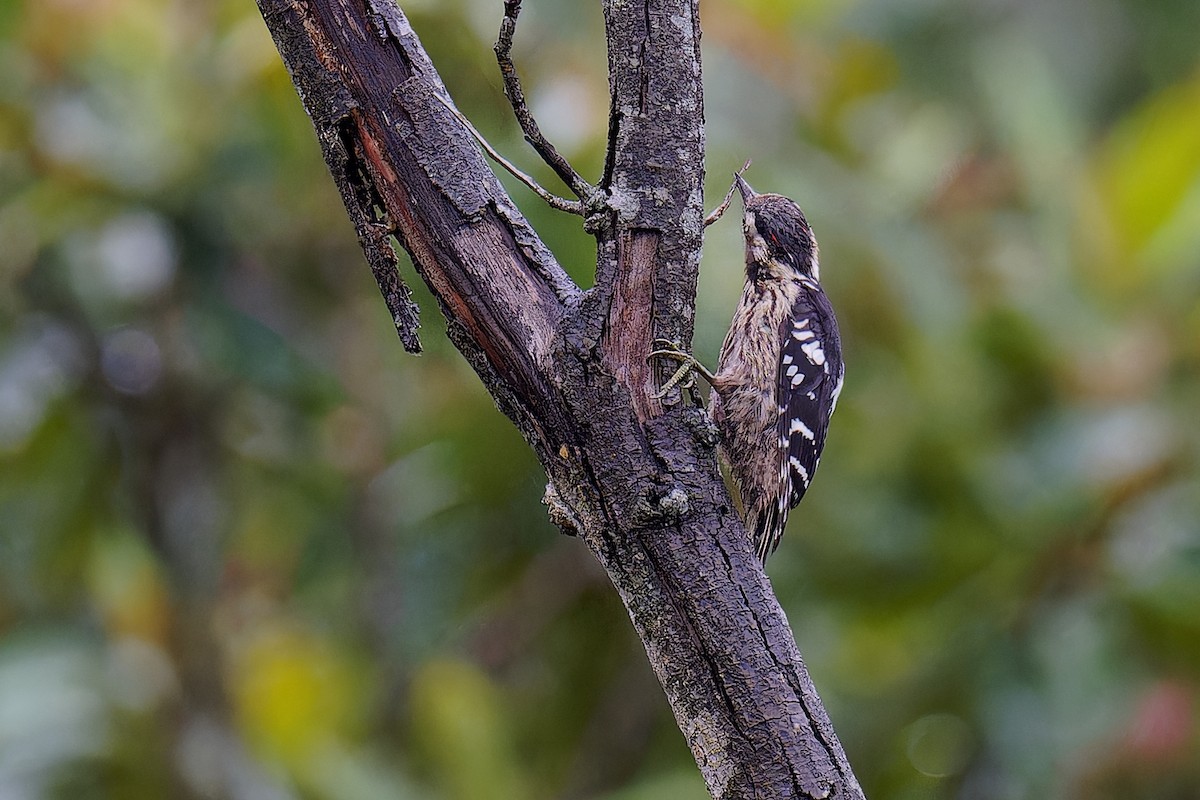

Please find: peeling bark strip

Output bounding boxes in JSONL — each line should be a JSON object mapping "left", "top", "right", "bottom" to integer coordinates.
{"left": 602, "top": 230, "right": 661, "bottom": 423}
{"left": 256, "top": 0, "right": 865, "bottom": 797}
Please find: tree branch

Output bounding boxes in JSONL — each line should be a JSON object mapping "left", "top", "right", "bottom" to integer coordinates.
{"left": 258, "top": 0, "right": 578, "bottom": 450}
{"left": 495, "top": 0, "right": 596, "bottom": 202}
{"left": 433, "top": 91, "right": 585, "bottom": 216}
{"left": 255, "top": 0, "right": 866, "bottom": 797}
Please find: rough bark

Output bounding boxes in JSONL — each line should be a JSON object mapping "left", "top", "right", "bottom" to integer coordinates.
{"left": 255, "top": 0, "right": 865, "bottom": 797}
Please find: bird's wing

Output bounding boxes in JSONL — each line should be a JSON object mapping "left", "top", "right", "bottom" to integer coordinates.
{"left": 758, "top": 286, "right": 843, "bottom": 559}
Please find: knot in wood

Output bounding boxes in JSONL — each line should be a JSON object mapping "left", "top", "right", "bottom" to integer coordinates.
{"left": 582, "top": 191, "right": 614, "bottom": 235}
{"left": 633, "top": 482, "right": 690, "bottom": 526}
{"left": 685, "top": 406, "right": 721, "bottom": 449}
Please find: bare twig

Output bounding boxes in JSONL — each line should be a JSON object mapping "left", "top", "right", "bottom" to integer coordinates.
{"left": 496, "top": 0, "right": 596, "bottom": 202}
{"left": 704, "top": 159, "right": 753, "bottom": 226}
{"left": 434, "top": 92, "right": 584, "bottom": 215}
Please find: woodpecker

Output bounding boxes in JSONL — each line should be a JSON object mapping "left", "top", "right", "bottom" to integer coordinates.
{"left": 655, "top": 175, "right": 844, "bottom": 562}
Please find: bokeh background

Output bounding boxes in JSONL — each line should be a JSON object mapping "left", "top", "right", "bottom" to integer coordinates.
{"left": 2, "top": 0, "right": 1199, "bottom": 797}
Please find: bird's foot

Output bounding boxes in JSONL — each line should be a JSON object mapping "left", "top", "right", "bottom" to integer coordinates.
{"left": 648, "top": 339, "right": 715, "bottom": 399}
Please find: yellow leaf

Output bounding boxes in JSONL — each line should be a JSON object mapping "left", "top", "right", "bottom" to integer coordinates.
{"left": 232, "top": 626, "right": 362, "bottom": 764}
{"left": 1093, "top": 72, "right": 1200, "bottom": 260}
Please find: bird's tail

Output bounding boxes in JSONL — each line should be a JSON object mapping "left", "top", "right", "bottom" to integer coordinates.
{"left": 749, "top": 499, "right": 789, "bottom": 564}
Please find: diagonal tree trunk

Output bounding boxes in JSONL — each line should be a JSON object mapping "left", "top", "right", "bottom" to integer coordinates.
{"left": 255, "top": 0, "right": 865, "bottom": 796}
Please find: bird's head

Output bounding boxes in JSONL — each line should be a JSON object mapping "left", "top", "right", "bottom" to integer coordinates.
{"left": 736, "top": 174, "right": 819, "bottom": 283}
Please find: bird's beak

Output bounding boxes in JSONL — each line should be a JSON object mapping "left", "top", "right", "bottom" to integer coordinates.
{"left": 735, "top": 173, "right": 756, "bottom": 202}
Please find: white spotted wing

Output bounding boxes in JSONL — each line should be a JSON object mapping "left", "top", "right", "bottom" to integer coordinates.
{"left": 769, "top": 283, "right": 843, "bottom": 548}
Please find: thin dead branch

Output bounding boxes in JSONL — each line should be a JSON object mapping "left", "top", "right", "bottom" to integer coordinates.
{"left": 495, "top": 0, "right": 596, "bottom": 203}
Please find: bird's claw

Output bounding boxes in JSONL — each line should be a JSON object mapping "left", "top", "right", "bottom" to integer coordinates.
{"left": 651, "top": 365, "right": 697, "bottom": 399}
{"left": 647, "top": 339, "right": 686, "bottom": 358}
{"left": 647, "top": 341, "right": 714, "bottom": 399}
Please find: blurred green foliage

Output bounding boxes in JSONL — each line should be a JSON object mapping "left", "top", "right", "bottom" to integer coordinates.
{"left": 1, "top": 0, "right": 1198, "bottom": 797}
